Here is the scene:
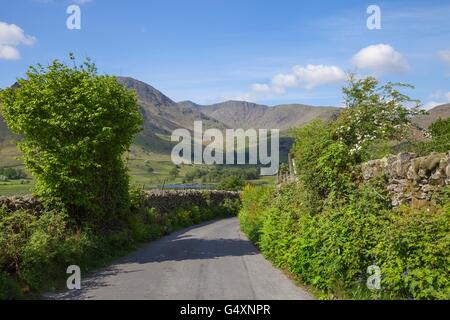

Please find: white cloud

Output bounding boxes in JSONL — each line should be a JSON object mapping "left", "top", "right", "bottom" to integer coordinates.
{"left": 251, "top": 83, "right": 271, "bottom": 93}
{"left": 439, "top": 50, "right": 450, "bottom": 65}
{"left": 424, "top": 91, "right": 450, "bottom": 110}
{"left": 351, "top": 44, "right": 409, "bottom": 74}
{"left": 0, "top": 45, "right": 20, "bottom": 60}
{"left": 430, "top": 90, "right": 450, "bottom": 102}
{"left": 271, "top": 73, "right": 297, "bottom": 91}
{"left": 292, "top": 64, "right": 347, "bottom": 89}
{"left": 0, "top": 21, "right": 36, "bottom": 60}
{"left": 423, "top": 101, "right": 444, "bottom": 110}
{"left": 222, "top": 92, "right": 257, "bottom": 102}
{"left": 249, "top": 64, "right": 346, "bottom": 98}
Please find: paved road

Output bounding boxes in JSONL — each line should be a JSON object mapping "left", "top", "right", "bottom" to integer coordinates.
{"left": 51, "top": 218, "right": 313, "bottom": 300}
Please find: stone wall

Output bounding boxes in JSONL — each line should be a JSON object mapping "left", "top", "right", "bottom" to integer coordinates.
{"left": 361, "top": 152, "right": 450, "bottom": 206}
{"left": 142, "top": 189, "right": 240, "bottom": 214}
{"left": 0, "top": 195, "right": 43, "bottom": 212}
{"left": 0, "top": 189, "right": 240, "bottom": 213}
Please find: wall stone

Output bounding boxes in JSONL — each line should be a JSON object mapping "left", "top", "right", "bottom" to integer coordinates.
{"left": 143, "top": 189, "right": 240, "bottom": 214}
{"left": 0, "top": 190, "right": 240, "bottom": 214}
{"left": 361, "top": 152, "right": 450, "bottom": 206}
{"left": 0, "top": 195, "right": 43, "bottom": 212}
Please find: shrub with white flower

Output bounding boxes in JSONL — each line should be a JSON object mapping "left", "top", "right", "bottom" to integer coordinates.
{"left": 334, "top": 75, "right": 423, "bottom": 156}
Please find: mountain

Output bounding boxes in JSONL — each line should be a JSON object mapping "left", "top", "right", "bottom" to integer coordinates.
{"left": 180, "top": 100, "right": 341, "bottom": 131}
{"left": 3, "top": 76, "right": 448, "bottom": 164}
{"left": 116, "top": 77, "right": 230, "bottom": 157}
{"left": 117, "top": 77, "right": 225, "bottom": 135}
{"left": 414, "top": 104, "right": 450, "bottom": 128}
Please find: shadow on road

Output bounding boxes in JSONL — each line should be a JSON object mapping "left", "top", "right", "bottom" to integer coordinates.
{"left": 48, "top": 218, "right": 262, "bottom": 300}
{"left": 46, "top": 267, "right": 143, "bottom": 300}
{"left": 121, "top": 237, "right": 259, "bottom": 264}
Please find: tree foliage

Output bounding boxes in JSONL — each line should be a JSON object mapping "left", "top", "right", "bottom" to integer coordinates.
{"left": 335, "top": 75, "right": 422, "bottom": 157}
{"left": 428, "top": 117, "right": 450, "bottom": 153}
{"left": 292, "top": 76, "right": 421, "bottom": 213}
{"left": 0, "top": 56, "right": 142, "bottom": 226}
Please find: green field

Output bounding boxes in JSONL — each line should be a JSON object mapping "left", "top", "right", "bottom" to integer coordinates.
{"left": 0, "top": 131, "right": 279, "bottom": 196}
{"left": 0, "top": 157, "right": 276, "bottom": 196}
{"left": 0, "top": 180, "right": 33, "bottom": 196}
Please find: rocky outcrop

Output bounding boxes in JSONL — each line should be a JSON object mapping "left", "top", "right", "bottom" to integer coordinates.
{"left": 361, "top": 152, "right": 450, "bottom": 206}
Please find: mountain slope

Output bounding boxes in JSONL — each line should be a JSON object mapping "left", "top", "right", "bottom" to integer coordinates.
{"left": 188, "top": 100, "right": 341, "bottom": 131}
{"left": 0, "top": 114, "right": 14, "bottom": 147}
{"left": 117, "top": 77, "right": 225, "bottom": 134}
{"left": 414, "top": 104, "right": 450, "bottom": 128}
{"left": 3, "top": 77, "right": 448, "bottom": 164}
{"left": 0, "top": 113, "right": 21, "bottom": 166}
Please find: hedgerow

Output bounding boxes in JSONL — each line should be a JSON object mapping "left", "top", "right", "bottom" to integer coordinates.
{"left": 239, "top": 183, "right": 449, "bottom": 299}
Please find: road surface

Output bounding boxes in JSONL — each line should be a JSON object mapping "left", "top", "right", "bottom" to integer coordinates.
{"left": 51, "top": 217, "right": 313, "bottom": 300}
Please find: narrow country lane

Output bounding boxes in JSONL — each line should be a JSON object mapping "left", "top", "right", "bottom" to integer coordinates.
{"left": 50, "top": 218, "right": 313, "bottom": 300}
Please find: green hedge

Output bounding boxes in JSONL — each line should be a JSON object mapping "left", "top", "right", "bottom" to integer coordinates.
{"left": 239, "top": 183, "right": 450, "bottom": 299}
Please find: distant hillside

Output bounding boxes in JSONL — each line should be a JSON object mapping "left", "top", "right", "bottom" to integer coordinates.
{"left": 181, "top": 100, "right": 341, "bottom": 131}
{"left": 0, "top": 114, "right": 14, "bottom": 147}
{"left": 116, "top": 77, "right": 230, "bottom": 158}
{"left": 0, "top": 113, "right": 21, "bottom": 166}
{"left": 414, "top": 104, "right": 450, "bottom": 128}
{"left": 4, "top": 77, "right": 448, "bottom": 165}
{"left": 117, "top": 77, "right": 225, "bottom": 135}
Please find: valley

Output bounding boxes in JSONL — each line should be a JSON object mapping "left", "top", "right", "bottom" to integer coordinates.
{"left": 1, "top": 77, "right": 449, "bottom": 196}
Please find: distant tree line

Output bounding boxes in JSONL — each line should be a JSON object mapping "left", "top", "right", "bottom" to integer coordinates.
{"left": 0, "top": 167, "right": 27, "bottom": 180}
{"left": 182, "top": 165, "right": 258, "bottom": 183}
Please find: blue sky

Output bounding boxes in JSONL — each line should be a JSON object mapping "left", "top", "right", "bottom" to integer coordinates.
{"left": 0, "top": 0, "right": 449, "bottom": 107}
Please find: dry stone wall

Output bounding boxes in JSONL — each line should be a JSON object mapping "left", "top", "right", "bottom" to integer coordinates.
{"left": 0, "top": 189, "right": 240, "bottom": 213}
{"left": 0, "top": 195, "right": 43, "bottom": 212}
{"left": 143, "top": 189, "right": 240, "bottom": 214}
{"left": 361, "top": 152, "right": 450, "bottom": 206}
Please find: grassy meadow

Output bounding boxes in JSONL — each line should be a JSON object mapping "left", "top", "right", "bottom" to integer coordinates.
{"left": 0, "top": 146, "right": 275, "bottom": 196}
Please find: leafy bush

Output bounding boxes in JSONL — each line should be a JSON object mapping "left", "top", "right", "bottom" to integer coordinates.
{"left": 0, "top": 205, "right": 96, "bottom": 292}
{"left": 292, "top": 121, "right": 356, "bottom": 213}
{"left": 372, "top": 205, "right": 450, "bottom": 299}
{"left": 238, "top": 185, "right": 273, "bottom": 244}
{"left": 218, "top": 175, "right": 245, "bottom": 191}
{"left": 183, "top": 165, "right": 259, "bottom": 184}
{"left": 0, "top": 56, "right": 142, "bottom": 227}
{"left": 0, "top": 167, "right": 27, "bottom": 180}
{"left": 425, "top": 117, "right": 450, "bottom": 153}
{"left": 239, "top": 183, "right": 449, "bottom": 299}
{"left": 0, "top": 271, "right": 22, "bottom": 300}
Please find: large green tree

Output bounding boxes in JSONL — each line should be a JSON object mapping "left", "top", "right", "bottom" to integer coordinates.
{"left": 0, "top": 56, "right": 142, "bottom": 226}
